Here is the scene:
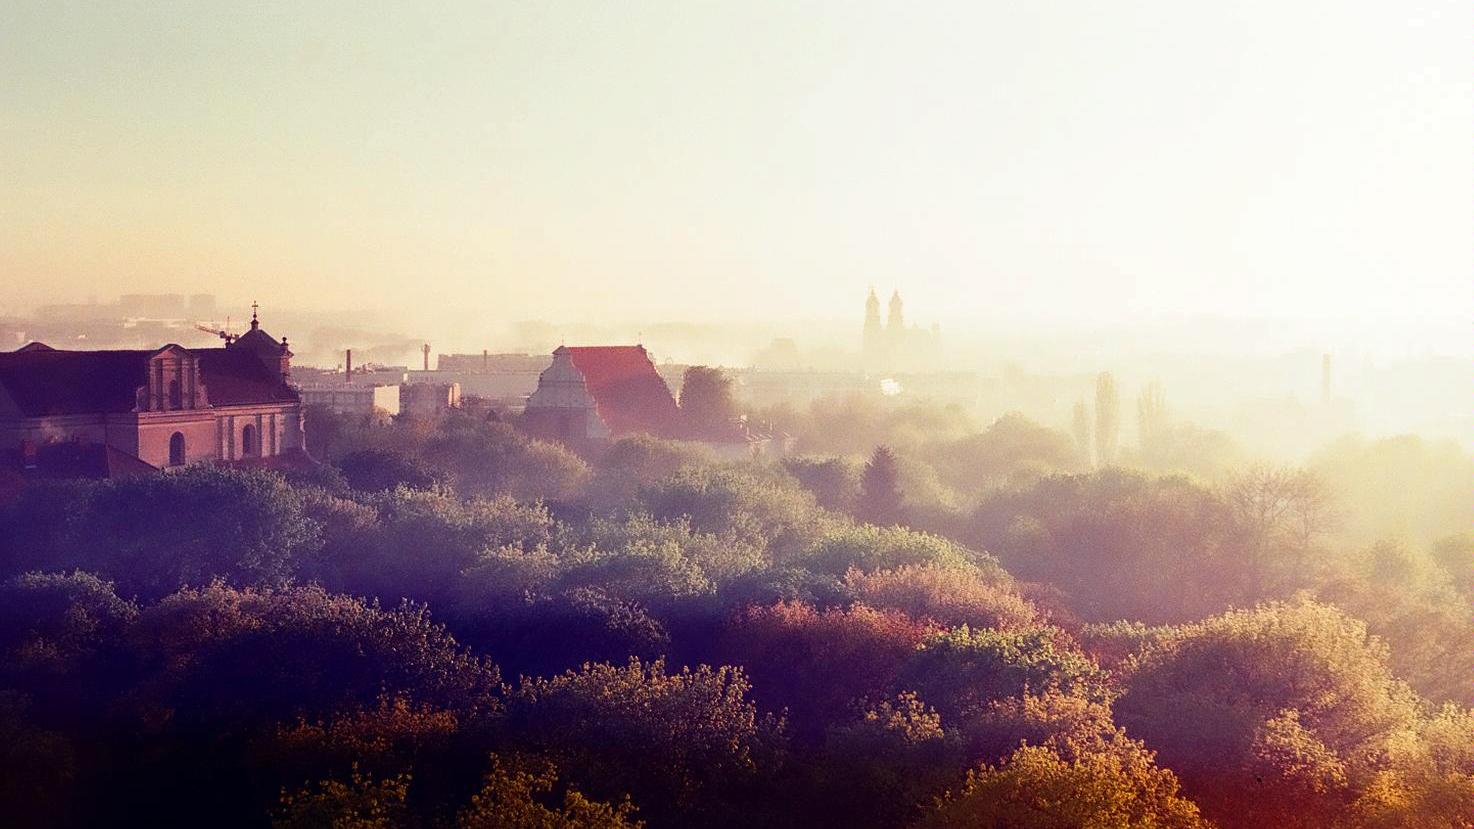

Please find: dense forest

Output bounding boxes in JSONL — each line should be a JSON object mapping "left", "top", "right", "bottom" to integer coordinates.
{"left": 1, "top": 385, "right": 1471, "bottom": 828}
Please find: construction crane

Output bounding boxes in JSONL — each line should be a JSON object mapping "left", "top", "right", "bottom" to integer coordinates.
{"left": 194, "top": 318, "right": 237, "bottom": 345}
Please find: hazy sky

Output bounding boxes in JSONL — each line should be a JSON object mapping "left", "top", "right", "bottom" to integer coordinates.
{"left": 2, "top": 1, "right": 1468, "bottom": 333}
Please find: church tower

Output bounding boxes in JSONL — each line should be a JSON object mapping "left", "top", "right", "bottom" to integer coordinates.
{"left": 885, "top": 290, "right": 906, "bottom": 369}
{"left": 887, "top": 290, "right": 904, "bottom": 332}
{"left": 229, "top": 303, "right": 293, "bottom": 381}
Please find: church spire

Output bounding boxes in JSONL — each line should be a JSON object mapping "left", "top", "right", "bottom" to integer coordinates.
{"left": 887, "top": 290, "right": 904, "bottom": 330}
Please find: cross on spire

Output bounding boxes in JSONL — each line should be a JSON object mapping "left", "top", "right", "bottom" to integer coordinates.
{"left": 250, "top": 301, "right": 260, "bottom": 330}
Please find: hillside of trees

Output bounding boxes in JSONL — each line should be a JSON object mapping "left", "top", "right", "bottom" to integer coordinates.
{"left": 1, "top": 389, "right": 1470, "bottom": 828}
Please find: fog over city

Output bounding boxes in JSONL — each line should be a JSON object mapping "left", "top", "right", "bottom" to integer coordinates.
{"left": 4, "top": 2, "right": 1467, "bottom": 447}
{"left": 4, "top": 3, "right": 1467, "bottom": 319}
{"left": 0, "top": 3, "right": 1469, "bottom": 827}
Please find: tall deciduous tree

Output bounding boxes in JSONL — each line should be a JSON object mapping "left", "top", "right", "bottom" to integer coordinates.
{"left": 679, "top": 366, "right": 738, "bottom": 439}
{"left": 1094, "top": 373, "right": 1119, "bottom": 466}
{"left": 859, "top": 446, "right": 905, "bottom": 527}
{"left": 1071, "top": 399, "right": 1092, "bottom": 469}
{"left": 1115, "top": 598, "right": 1426, "bottom": 828}
{"left": 1136, "top": 381, "right": 1168, "bottom": 462}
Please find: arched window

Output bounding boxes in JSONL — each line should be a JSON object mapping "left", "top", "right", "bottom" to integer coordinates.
{"left": 241, "top": 424, "right": 258, "bottom": 457}
{"left": 168, "top": 378, "right": 182, "bottom": 409}
{"left": 168, "top": 432, "right": 186, "bottom": 466}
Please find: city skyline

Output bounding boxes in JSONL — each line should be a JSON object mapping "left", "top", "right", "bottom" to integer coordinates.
{"left": 2, "top": 1, "right": 1467, "bottom": 338}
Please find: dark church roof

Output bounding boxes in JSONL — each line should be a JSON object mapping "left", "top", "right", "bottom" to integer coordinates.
{"left": 195, "top": 348, "right": 298, "bottom": 406}
{"left": 0, "top": 347, "right": 156, "bottom": 416}
{"left": 562, "top": 346, "right": 680, "bottom": 437}
{"left": 0, "top": 341, "right": 297, "bottom": 417}
{"left": 231, "top": 319, "right": 291, "bottom": 358}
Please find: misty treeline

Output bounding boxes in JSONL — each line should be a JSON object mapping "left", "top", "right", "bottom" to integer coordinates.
{"left": 0, "top": 389, "right": 1471, "bottom": 828}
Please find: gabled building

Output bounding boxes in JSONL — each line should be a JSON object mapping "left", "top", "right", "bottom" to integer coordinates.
{"left": 522, "top": 345, "right": 680, "bottom": 442}
{"left": 0, "top": 308, "right": 307, "bottom": 476}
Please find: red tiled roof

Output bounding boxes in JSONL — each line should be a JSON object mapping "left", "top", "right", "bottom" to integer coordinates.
{"left": 563, "top": 346, "right": 680, "bottom": 437}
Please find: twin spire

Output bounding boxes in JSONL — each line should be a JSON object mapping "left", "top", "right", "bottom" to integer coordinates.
{"left": 864, "top": 287, "right": 904, "bottom": 329}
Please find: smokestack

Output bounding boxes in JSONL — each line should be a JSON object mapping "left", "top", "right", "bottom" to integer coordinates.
{"left": 422, "top": 343, "right": 431, "bottom": 372}
{"left": 1321, "top": 353, "right": 1331, "bottom": 406}
{"left": 483, "top": 349, "right": 488, "bottom": 370}
{"left": 345, "top": 349, "right": 353, "bottom": 383}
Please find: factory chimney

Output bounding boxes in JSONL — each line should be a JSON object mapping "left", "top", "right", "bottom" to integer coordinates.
{"left": 345, "top": 349, "right": 353, "bottom": 383}
{"left": 483, "top": 349, "right": 488, "bottom": 370}
{"left": 422, "top": 343, "right": 431, "bottom": 372}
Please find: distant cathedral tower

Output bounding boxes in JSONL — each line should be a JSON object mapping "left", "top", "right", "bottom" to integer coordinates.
{"left": 862, "top": 288, "right": 938, "bottom": 374}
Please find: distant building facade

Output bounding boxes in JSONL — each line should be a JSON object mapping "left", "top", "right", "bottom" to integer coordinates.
{"left": 400, "top": 382, "right": 461, "bottom": 419}
{"left": 406, "top": 351, "right": 553, "bottom": 407}
{"left": 298, "top": 383, "right": 401, "bottom": 418}
{"left": 0, "top": 309, "right": 307, "bottom": 476}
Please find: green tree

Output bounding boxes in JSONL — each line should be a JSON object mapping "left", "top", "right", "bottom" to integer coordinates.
{"left": 589, "top": 436, "right": 709, "bottom": 511}
{"left": 814, "top": 693, "right": 962, "bottom": 827}
{"left": 1094, "top": 372, "right": 1120, "bottom": 467}
{"left": 968, "top": 470, "right": 1255, "bottom": 623}
{"left": 457, "top": 755, "right": 643, "bottom": 828}
{"left": 0, "top": 571, "right": 137, "bottom": 703}
{"left": 844, "top": 563, "right": 1039, "bottom": 631}
{"left": 0, "top": 692, "right": 76, "bottom": 829}
{"left": 1316, "top": 541, "right": 1474, "bottom": 704}
{"left": 507, "top": 658, "right": 784, "bottom": 826}
{"left": 1136, "top": 381, "right": 1168, "bottom": 463}
{"left": 678, "top": 366, "right": 739, "bottom": 439}
{"left": 5, "top": 467, "right": 320, "bottom": 600}
{"left": 1430, "top": 534, "right": 1474, "bottom": 597}
{"left": 424, "top": 419, "right": 590, "bottom": 503}
{"left": 1115, "top": 598, "right": 1424, "bottom": 828}
{"left": 898, "top": 625, "right": 1101, "bottom": 726}
{"left": 1308, "top": 434, "right": 1474, "bottom": 547}
{"left": 922, "top": 413, "right": 1078, "bottom": 492}
{"left": 334, "top": 489, "right": 552, "bottom": 605}
{"left": 858, "top": 446, "right": 905, "bottom": 526}
{"left": 781, "top": 455, "right": 862, "bottom": 514}
{"left": 1072, "top": 399, "right": 1092, "bottom": 469}
{"left": 717, "top": 601, "right": 937, "bottom": 738}
{"left": 301, "top": 403, "right": 349, "bottom": 460}
{"left": 917, "top": 741, "right": 1212, "bottom": 829}
{"left": 337, "top": 448, "right": 443, "bottom": 492}
{"left": 274, "top": 767, "right": 413, "bottom": 829}
{"left": 805, "top": 523, "right": 980, "bottom": 576}
{"left": 636, "top": 465, "right": 824, "bottom": 560}
{"left": 128, "top": 584, "right": 502, "bottom": 726}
